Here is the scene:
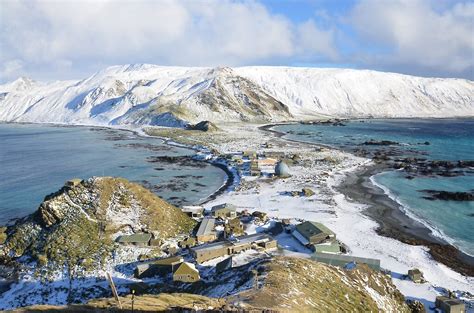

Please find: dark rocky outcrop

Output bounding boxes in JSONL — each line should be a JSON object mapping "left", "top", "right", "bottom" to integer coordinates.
{"left": 420, "top": 190, "right": 474, "bottom": 201}
{"left": 301, "top": 118, "right": 346, "bottom": 126}
{"left": 186, "top": 120, "right": 219, "bottom": 132}
{"left": 363, "top": 140, "right": 399, "bottom": 146}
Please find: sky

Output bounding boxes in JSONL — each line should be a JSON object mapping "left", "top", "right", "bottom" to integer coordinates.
{"left": 0, "top": 0, "right": 473, "bottom": 82}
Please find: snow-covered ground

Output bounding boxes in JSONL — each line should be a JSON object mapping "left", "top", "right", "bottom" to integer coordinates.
{"left": 199, "top": 123, "right": 474, "bottom": 311}
{"left": 1, "top": 121, "right": 472, "bottom": 311}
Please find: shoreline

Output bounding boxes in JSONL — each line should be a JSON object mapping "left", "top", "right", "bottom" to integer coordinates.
{"left": 197, "top": 161, "right": 237, "bottom": 205}
{"left": 3, "top": 121, "right": 473, "bottom": 276}
{"left": 0, "top": 122, "right": 233, "bottom": 224}
{"left": 261, "top": 122, "right": 474, "bottom": 277}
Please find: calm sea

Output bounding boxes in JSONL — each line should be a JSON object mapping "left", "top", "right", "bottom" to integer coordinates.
{"left": 0, "top": 123, "right": 227, "bottom": 225}
{"left": 275, "top": 119, "right": 474, "bottom": 256}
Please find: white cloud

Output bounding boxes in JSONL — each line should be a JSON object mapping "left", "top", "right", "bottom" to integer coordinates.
{"left": 349, "top": 0, "right": 474, "bottom": 75}
{"left": 0, "top": 60, "right": 25, "bottom": 81}
{"left": 296, "top": 20, "right": 339, "bottom": 61}
{"left": 1, "top": 0, "right": 472, "bottom": 81}
{"left": 0, "top": 0, "right": 336, "bottom": 81}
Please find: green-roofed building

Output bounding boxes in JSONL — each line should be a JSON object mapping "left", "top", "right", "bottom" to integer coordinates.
{"left": 313, "top": 241, "right": 341, "bottom": 254}
{"left": 293, "top": 221, "right": 335, "bottom": 246}
{"left": 312, "top": 252, "right": 381, "bottom": 271}
{"left": 116, "top": 233, "right": 152, "bottom": 246}
{"left": 134, "top": 256, "right": 184, "bottom": 279}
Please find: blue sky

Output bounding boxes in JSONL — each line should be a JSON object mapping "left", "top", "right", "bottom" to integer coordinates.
{"left": 0, "top": 0, "right": 473, "bottom": 82}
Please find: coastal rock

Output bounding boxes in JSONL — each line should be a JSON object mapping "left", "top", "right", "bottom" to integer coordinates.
{"left": 420, "top": 190, "right": 474, "bottom": 201}
{"left": 302, "top": 119, "right": 346, "bottom": 126}
{"left": 406, "top": 299, "right": 426, "bottom": 313}
{"left": 363, "top": 140, "right": 399, "bottom": 146}
{"left": 302, "top": 188, "right": 316, "bottom": 197}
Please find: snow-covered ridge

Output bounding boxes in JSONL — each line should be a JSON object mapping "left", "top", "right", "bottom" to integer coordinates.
{"left": 235, "top": 66, "right": 474, "bottom": 118}
{"left": 0, "top": 64, "right": 472, "bottom": 126}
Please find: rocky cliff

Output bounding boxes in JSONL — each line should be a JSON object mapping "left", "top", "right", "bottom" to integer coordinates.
{"left": 2, "top": 177, "right": 195, "bottom": 271}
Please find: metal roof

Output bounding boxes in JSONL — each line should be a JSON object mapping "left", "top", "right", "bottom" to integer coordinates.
{"left": 233, "top": 233, "right": 272, "bottom": 245}
{"left": 182, "top": 206, "right": 204, "bottom": 213}
{"left": 191, "top": 240, "right": 233, "bottom": 252}
{"left": 117, "top": 233, "right": 152, "bottom": 243}
{"left": 192, "top": 233, "right": 274, "bottom": 252}
{"left": 312, "top": 252, "right": 381, "bottom": 269}
{"left": 153, "top": 256, "right": 184, "bottom": 266}
{"left": 174, "top": 262, "right": 199, "bottom": 275}
{"left": 196, "top": 217, "right": 216, "bottom": 236}
{"left": 211, "top": 203, "right": 237, "bottom": 212}
{"left": 295, "top": 221, "right": 335, "bottom": 240}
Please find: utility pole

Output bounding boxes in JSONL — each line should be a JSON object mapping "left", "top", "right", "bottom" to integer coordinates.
{"left": 252, "top": 269, "right": 258, "bottom": 290}
{"left": 106, "top": 272, "right": 122, "bottom": 309}
{"left": 131, "top": 289, "right": 135, "bottom": 313}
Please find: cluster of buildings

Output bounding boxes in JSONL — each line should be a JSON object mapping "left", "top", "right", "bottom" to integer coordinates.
{"left": 222, "top": 150, "right": 294, "bottom": 178}
{"left": 118, "top": 202, "right": 276, "bottom": 284}
{"left": 290, "top": 220, "right": 381, "bottom": 271}
{"left": 191, "top": 232, "right": 277, "bottom": 263}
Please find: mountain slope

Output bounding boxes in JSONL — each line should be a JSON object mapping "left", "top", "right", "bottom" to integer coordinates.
{"left": 235, "top": 66, "right": 474, "bottom": 118}
{"left": 0, "top": 64, "right": 472, "bottom": 126}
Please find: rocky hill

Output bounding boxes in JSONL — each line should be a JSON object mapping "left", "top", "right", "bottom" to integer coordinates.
{"left": 0, "top": 64, "right": 472, "bottom": 126}
{"left": 2, "top": 177, "right": 195, "bottom": 272}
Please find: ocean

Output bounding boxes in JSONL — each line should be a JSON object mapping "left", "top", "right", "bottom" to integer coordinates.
{"left": 275, "top": 119, "right": 474, "bottom": 256}
{"left": 0, "top": 123, "right": 227, "bottom": 225}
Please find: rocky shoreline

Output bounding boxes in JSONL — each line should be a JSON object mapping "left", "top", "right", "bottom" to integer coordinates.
{"left": 88, "top": 125, "right": 236, "bottom": 207}
{"left": 338, "top": 163, "right": 474, "bottom": 276}
{"left": 261, "top": 122, "right": 474, "bottom": 277}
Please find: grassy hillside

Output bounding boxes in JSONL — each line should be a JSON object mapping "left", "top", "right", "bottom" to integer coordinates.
{"left": 239, "top": 257, "right": 409, "bottom": 312}
{"left": 10, "top": 293, "right": 226, "bottom": 312}
{"left": 9, "top": 256, "right": 410, "bottom": 312}
{"left": 2, "top": 177, "right": 195, "bottom": 271}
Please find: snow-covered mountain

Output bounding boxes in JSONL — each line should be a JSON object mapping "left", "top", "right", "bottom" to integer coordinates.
{"left": 0, "top": 64, "right": 472, "bottom": 126}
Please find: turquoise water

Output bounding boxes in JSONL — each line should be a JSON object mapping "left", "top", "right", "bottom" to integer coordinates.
{"left": 275, "top": 119, "right": 474, "bottom": 256}
{"left": 0, "top": 123, "right": 227, "bottom": 225}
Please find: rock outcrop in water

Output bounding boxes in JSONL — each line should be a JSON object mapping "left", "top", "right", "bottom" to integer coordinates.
{"left": 420, "top": 190, "right": 474, "bottom": 201}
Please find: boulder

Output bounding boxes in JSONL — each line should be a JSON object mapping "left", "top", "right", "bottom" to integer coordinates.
{"left": 302, "top": 188, "right": 315, "bottom": 197}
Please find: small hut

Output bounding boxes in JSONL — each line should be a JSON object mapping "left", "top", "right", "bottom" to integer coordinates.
{"left": 173, "top": 262, "right": 200, "bottom": 283}
{"left": 408, "top": 268, "right": 423, "bottom": 283}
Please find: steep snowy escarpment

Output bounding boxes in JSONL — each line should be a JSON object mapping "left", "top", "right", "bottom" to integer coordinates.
{"left": 0, "top": 64, "right": 472, "bottom": 126}
{"left": 235, "top": 67, "right": 474, "bottom": 118}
